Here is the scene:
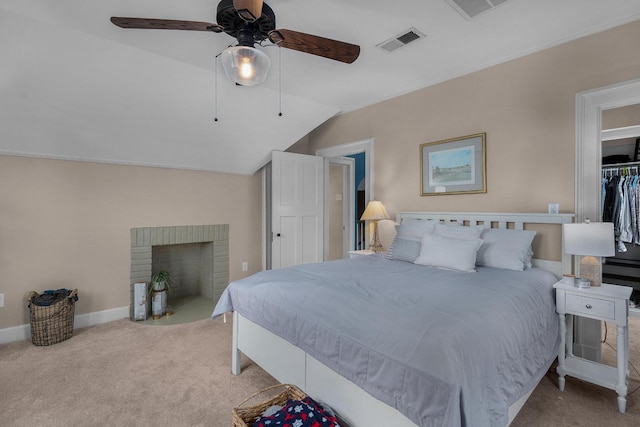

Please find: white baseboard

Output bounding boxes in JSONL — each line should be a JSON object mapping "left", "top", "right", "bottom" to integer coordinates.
{"left": 0, "top": 306, "right": 130, "bottom": 345}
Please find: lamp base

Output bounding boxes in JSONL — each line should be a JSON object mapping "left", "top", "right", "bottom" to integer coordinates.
{"left": 369, "top": 240, "right": 384, "bottom": 253}
{"left": 369, "top": 221, "right": 384, "bottom": 253}
{"left": 579, "top": 255, "right": 602, "bottom": 287}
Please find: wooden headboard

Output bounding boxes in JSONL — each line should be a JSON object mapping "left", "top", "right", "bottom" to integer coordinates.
{"left": 395, "top": 212, "right": 575, "bottom": 278}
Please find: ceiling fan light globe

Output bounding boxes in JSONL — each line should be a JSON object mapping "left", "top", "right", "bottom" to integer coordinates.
{"left": 220, "top": 46, "right": 270, "bottom": 86}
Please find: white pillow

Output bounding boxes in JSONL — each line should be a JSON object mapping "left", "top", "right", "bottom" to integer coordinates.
{"left": 414, "top": 233, "right": 483, "bottom": 273}
{"left": 396, "top": 218, "right": 437, "bottom": 239}
{"left": 385, "top": 237, "right": 422, "bottom": 262}
{"left": 476, "top": 229, "right": 537, "bottom": 271}
{"left": 433, "top": 223, "right": 484, "bottom": 241}
{"left": 387, "top": 219, "right": 461, "bottom": 262}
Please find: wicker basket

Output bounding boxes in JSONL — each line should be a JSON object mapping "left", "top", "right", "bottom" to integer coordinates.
{"left": 27, "top": 289, "right": 78, "bottom": 346}
{"left": 232, "top": 384, "right": 306, "bottom": 427}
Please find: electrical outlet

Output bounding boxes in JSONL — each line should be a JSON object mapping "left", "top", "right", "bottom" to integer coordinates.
{"left": 0, "top": 293, "right": 4, "bottom": 308}
{"left": 242, "top": 262, "right": 248, "bottom": 272}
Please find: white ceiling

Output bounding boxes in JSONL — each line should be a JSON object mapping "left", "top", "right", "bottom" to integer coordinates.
{"left": 2, "top": 0, "right": 640, "bottom": 175}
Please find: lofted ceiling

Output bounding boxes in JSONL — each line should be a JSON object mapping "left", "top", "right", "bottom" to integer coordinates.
{"left": 2, "top": 0, "right": 640, "bottom": 175}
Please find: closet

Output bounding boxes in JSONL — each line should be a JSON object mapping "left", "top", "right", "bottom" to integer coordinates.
{"left": 601, "top": 123, "right": 640, "bottom": 298}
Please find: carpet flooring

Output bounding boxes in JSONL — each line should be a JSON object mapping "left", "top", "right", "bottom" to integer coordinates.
{"left": 1, "top": 315, "right": 639, "bottom": 426}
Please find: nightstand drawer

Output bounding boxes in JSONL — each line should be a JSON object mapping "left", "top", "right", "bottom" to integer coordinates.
{"left": 565, "top": 293, "right": 615, "bottom": 320}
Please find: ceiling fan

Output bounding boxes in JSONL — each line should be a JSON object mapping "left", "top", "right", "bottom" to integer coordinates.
{"left": 111, "top": 0, "right": 360, "bottom": 86}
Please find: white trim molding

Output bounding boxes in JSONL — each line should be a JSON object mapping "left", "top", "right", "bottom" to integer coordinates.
{"left": 601, "top": 124, "right": 640, "bottom": 142}
{"left": 0, "top": 306, "right": 129, "bottom": 345}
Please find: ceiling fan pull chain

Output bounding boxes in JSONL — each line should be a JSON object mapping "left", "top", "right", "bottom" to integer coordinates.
{"left": 214, "top": 54, "right": 219, "bottom": 122}
{"left": 278, "top": 46, "right": 282, "bottom": 117}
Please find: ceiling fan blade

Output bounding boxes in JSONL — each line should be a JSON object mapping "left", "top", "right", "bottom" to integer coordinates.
{"left": 269, "top": 29, "right": 360, "bottom": 64}
{"left": 110, "top": 17, "right": 223, "bottom": 33}
{"left": 233, "top": 0, "right": 263, "bottom": 22}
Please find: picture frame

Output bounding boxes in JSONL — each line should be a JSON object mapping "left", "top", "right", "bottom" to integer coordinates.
{"left": 420, "top": 133, "right": 486, "bottom": 196}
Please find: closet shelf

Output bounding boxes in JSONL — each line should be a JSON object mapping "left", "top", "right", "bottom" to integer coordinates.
{"left": 602, "top": 161, "right": 640, "bottom": 168}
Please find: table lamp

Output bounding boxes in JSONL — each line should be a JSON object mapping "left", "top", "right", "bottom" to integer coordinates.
{"left": 360, "top": 200, "right": 389, "bottom": 253}
{"left": 563, "top": 221, "right": 615, "bottom": 287}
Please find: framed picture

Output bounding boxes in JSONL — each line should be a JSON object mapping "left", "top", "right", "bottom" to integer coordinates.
{"left": 420, "top": 133, "right": 486, "bottom": 196}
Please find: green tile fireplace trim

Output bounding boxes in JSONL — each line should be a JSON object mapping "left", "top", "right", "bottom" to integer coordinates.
{"left": 129, "top": 224, "right": 229, "bottom": 321}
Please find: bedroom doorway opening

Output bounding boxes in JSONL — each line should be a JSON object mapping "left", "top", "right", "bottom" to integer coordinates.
{"left": 317, "top": 139, "right": 373, "bottom": 259}
{"left": 327, "top": 157, "right": 354, "bottom": 260}
{"left": 600, "top": 105, "right": 640, "bottom": 303}
{"left": 575, "top": 77, "right": 640, "bottom": 361}
{"left": 577, "top": 78, "right": 640, "bottom": 300}
{"left": 350, "top": 152, "right": 367, "bottom": 251}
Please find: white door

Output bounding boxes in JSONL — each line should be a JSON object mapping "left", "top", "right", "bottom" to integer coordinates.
{"left": 271, "top": 151, "right": 324, "bottom": 269}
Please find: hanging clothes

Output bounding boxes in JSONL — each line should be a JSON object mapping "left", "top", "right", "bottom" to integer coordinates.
{"left": 602, "top": 165, "right": 640, "bottom": 252}
{"left": 629, "top": 174, "right": 638, "bottom": 245}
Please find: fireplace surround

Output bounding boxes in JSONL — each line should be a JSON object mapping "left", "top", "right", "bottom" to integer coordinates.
{"left": 129, "top": 224, "right": 229, "bottom": 320}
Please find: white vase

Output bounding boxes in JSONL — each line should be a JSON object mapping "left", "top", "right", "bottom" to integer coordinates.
{"left": 150, "top": 282, "right": 167, "bottom": 316}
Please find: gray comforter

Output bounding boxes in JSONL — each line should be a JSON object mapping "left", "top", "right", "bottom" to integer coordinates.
{"left": 212, "top": 255, "right": 559, "bottom": 426}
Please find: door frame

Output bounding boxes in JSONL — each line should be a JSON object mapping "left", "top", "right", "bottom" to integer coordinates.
{"left": 316, "top": 138, "right": 374, "bottom": 255}
{"left": 575, "top": 77, "right": 640, "bottom": 361}
{"left": 262, "top": 162, "right": 272, "bottom": 270}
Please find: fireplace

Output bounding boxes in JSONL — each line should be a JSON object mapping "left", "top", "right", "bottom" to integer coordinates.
{"left": 129, "top": 224, "right": 229, "bottom": 320}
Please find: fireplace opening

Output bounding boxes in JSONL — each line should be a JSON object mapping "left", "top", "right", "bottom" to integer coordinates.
{"left": 130, "top": 224, "right": 229, "bottom": 322}
{"left": 152, "top": 242, "right": 214, "bottom": 300}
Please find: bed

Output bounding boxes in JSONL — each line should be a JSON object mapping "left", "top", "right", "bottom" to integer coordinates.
{"left": 212, "top": 212, "right": 574, "bottom": 426}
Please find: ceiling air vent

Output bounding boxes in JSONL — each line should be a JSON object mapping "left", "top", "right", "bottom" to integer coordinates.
{"left": 376, "top": 27, "right": 426, "bottom": 53}
{"left": 446, "top": 0, "right": 511, "bottom": 20}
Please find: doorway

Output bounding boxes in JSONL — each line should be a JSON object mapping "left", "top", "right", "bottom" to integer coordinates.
{"left": 575, "top": 78, "right": 640, "bottom": 361}
{"left": 327, "top": 158, "right": 354, "bottom": 260}
{"left": 348, "top": 152, "right": 367, "bottom": 251}
{"left": 577, "top": 79, "right": 640, "bottom": 293}
{"left": 317, "top": 139, "right": 374, "bottom": 259}
{"left": 600, "top": 106, "right": 640, "bottom": 299}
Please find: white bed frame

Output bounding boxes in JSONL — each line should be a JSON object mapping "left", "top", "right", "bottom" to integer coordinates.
{"left": 231, "top": 212, "right": 574, "bottom": 426}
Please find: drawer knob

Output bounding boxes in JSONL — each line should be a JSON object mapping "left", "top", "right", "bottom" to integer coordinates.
{"left": 585, "top": 304, "right": 592, "bottom": 309}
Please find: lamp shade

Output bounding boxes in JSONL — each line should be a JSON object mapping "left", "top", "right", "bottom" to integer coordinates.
{"left": 360, "top": 201, "right": 389, "bottom": 221}
{"left": 220, "top": 46, "right": 271, "bottom": 86}
{"left": 563, "top": 222, "right": 615, "bottom": 257}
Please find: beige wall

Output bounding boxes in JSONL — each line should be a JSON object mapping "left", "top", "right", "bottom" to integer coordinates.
{"left": 307, "top": 20, "right": 640, "bottom": 259}
{"left": 0, "top": 155, "right": 262, "bottom": 329}
{"left": 603, "top": 104, "right": 640, "bottom": 130}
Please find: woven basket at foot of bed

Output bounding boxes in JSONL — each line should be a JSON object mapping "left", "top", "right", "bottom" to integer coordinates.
{"left": 232, "top": 383, "right": 306, "bottom": 427}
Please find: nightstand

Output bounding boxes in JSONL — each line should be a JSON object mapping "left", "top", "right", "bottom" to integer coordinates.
{"left": 554, "top": 281, "right": 632, "bottom": 413}
{"left": 348, "top": 250, "right": 377, "bottom": 259}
